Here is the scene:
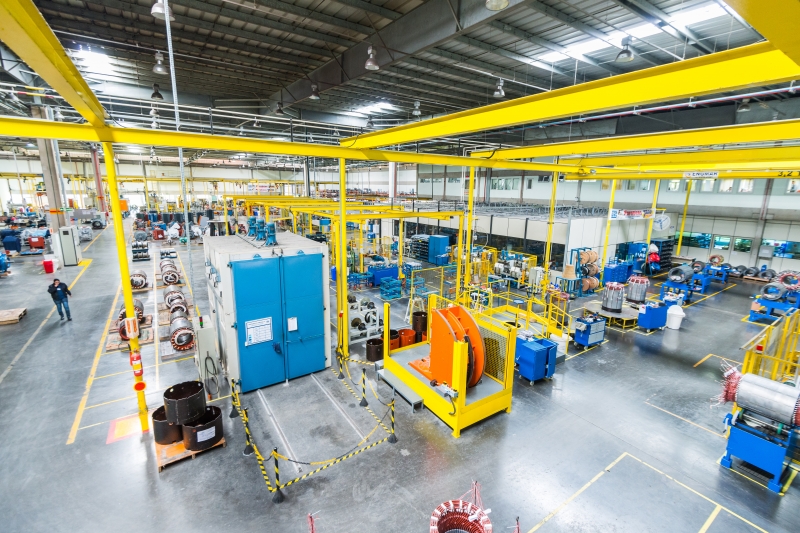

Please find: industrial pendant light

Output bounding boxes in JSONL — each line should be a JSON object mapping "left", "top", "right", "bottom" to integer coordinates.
{"left": 153, "top": 51, "right": 168, "bottom": 75}
{"left": 149, "top": 105, "right": 159, "bottom": 117}
{"left": 485, "top": 0, "right": 509, "bottom": 11}
{"left": 737, "top": 98, "right": 751, "bottom": 112}
{"left": 151, "top": 0, "right": 174, "bottom": 21}
{"left": 309, "top": 84, "right": 320, "bottom": 100}
{"left": 366, "top": 116, "right": 374, "bottom": 128}
{"left": 151, "top": 83, "right": 164, "bottom": 100}
{"left": 275, "top": 102, "right": 285, "bottom": 115}
{"left": 493, "top": 79, "right": 505, "bottom": 98}
{"left": 615, "top": 37, "right": 634, "bottom": 63}
{"left": 364, "top": 46, "right": 379, "bottom": 71}
{"left": 412, "top": 100, "right": 421, "bottom": 116}
{"left": 54, "top": 107, "right": 65, "bottom": 121}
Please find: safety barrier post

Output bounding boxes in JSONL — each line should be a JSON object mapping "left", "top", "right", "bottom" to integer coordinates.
{"left": 359, "top": 368, "right": 368, "bottom": 407}
{"left": 242, "top": 408, "right": 254, "bottom": 456}
{"left": 337, "top": 350, "right": 345, "bottom": 380}
{"left": 272, "top": 447, "right": 285, "bottom": 503}
{"left": 388, "top": 391, "right": 398, "bottom": 444}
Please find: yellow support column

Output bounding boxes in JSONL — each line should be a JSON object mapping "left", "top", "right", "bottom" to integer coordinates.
{"left": 455, "top": 213, "right": 464, "bottom": 295}
{"left": 338, "top": 159, "right": 349, "bottom": 358}
{"left": 645, "top": 179, "right": 662, "bottom": 245}
{"left": 359, "top": 223, "right": 364, "bottom": 273}
{"left": 142, "top": 178, "right": 150, "bottom": 212}
{"left": 542, "top": 174, "right": 558, "bottom": 290}
{"left": 463, "top": 167, "right": 477, "bottom": 295}
{"left": 398, "top": 219, "right": 405, "bottom": 279}
{"left": 101, "top": 142, "right": 149, "bottom": 433}
{"left": 599, "top": 180, "right": 617, "bottom": 283}
{"left": 224, "top": 197, "right": 229, "bottom": 235}
{"left": 677, "top": 180, "right": 692, "bottom": 256}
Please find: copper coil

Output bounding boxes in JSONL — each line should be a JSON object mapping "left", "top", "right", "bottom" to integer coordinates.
{"left": 163, "top": 285, "right": 185, "bottom": 307}
{"left": 429, "top": 500, "right": 492, "bottom": 533}
{"left": 118, "top": 299, "right": 144, "bottom": 322}
{"left": 168, "top": 299, "right": 188, "bottom": 314}
{"left": 169, "top": 317, "right": 195, "bottom": 351}
{"left": 130, "top": 269, "right": 148, "bottom": 289}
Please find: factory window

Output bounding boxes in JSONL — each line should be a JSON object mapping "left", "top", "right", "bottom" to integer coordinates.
{"left": 685, "top": 180, "right": 696, "bottom": 192}
{"left": 601, "top": 180, "right": 610, "bottom": 190}
{"left": 526, "top": 178, "right": 533, "bottom": 189}
{"left": 734, "top": 238, "right": 752, "bottom": 253}
{"left": 616, "top": 180, "right": 624, "bottom": 190}
{"left": 420, "top": 178, "right": 431, "bottom": 183}
{"left": 788, "top": 179, "right": 800, "bottom": 193}
{"left": 626, "top": 180, "right": 637, "bottom": 190}
{"left": 538, "top": 175, "right": 550, "bottom": 182}
{"left": 700, "top": 179, "right": 716, "bottom": 192}
{"left": 713, "top": 235, "right": 731, "bottom": 250}
{"left": 447, "top": 177, "right": 461, "bottom": 184}
{"left": 640, "top": 180, "right": 651, "bottom": 191}
{"left": 676, "top": 232, "right": 711, "bottom": 249}
{"left": 738, "top": 179, "right": 754, "bottom": 193}
{"left": 667, "top": 180, "right": 681, "bottom": 191}
{"left": 763, "top": 240, "right": 800, "bottom": 258}
{"left": 718, "top": 179, "right": 734, "bottom": 192}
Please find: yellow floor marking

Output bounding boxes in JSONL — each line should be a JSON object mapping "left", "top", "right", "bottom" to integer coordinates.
{"left": 528, "top": 452, "right": 628, "bottom": 532}
{"left": 106, "top": 414, "right": 141, "bottom": 444}
{"left": 644, "top": 401, "right": 724, "bottom": 438}
{"left": 94, "top": 356, "right": 192, "bottom": 380}
{"left": 782, "top": 469, "right": 797, "bottom": 493}
{"left": 66, "top": 283, "right": 121, "bottom": 444}
{"left": 698, "top": 505, "right": 722, "bottom": 533}
{"left": 175, "top": 249, "right": 200, "bottom": 317}
{"left": 684, "top": 283, "right": 737, "bottom": 308}
{"left": 82, "top": 223, "right": 109, "bottom": 252}
{"left": 693, "top": 354, "right": 714, "bottom": 367}
{"left": 209, "top": 394, "right": 232, "bottom": 403}
{"left": 153, "top": 257, "right": 160, "bottom": 388}
{"left": 565, "top": 340, "right": 608, "bottom": 361}
{"left": 85, "top": 394, "right": 134, "bottom": 410}
{"left": 0, "top": 259, "right": 92, "bottom": 386}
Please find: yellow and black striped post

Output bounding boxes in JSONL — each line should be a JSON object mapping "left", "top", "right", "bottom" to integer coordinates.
{"left": 229, "top": 379, "right": 240, "bottom": 418}
{"left": 337, "top": 350, "right": 345, "bottom": 380}
{"left": 359, "top": 368, "right": 368, "bottom": 407}
{"left": 272, "top": 447, "right": 285, "bottom": 503}
{"left": 242, "top": 408, "right": 254, "bottom": 456}
{"left": 388, "top": 392, "right": 397, "bottom": 444}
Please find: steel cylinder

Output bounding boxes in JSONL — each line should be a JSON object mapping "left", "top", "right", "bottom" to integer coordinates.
{"left": 691, "top": 261, "right": 705, "bottom": 272}
{"left": 625, "top": 276, "right": 649, "bottom": 304}
{"left": 602, "top": 282, "right": 624, "bottom": 312}
{"left": 759, "top": 282, "right": 787, "bottom": 301}
{"left": 389, "top": 329, "right": 400, "bottom": 350}
{"left": 170, "top": 317, "right": 195, "bottom": 350}
{"left": 161, "top": 265, "right": 180, "bottom": 285}
{"left": 163, "top": 285, "right": 185, "bottom": 307}
{"left": 130, "top": 269, "right": 148, "bottom": 289}
{"left": 118, "top": 299, "right": 145, "bottom": 322}
{"left": 181, "top": 406, "right": 223, "bottom": 451}
{"left": 366, "top": 338, "right": 384, "bottom": 362}
{"left": 159, "top": 258, "right": 176, "bottom": 271}
{"left": 668, "top": 265, "right": 694, "bottom": 283}
{"left": 412, "top": 311, "right": 427, "bottom": 342}
{"left": 735, "top": 373, "right": 800, "bottom": 426}
{"left": 170, "top": 308, "right": 189, "bottom": 324}
{"left": 168, "top": 299, "right": 188, "bottom": 314}
{"left": 163, "top": 381, "right": 206, "bottom": 425}
{"left": 152, "top": 406, "right": 182, "bottom": 445}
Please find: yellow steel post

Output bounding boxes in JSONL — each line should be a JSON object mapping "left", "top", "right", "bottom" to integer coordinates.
{"left": 338, "top": 158, "right": 349, "bottom": 358}
{"left": 455, "top": 212, "right": 464, "bottom": 295}
{"left": 463, "top": 167, "right": 477, "bottom": 294}
{"left": 359, "top": 223, "right": 364, "bottom": 273}
{"left": 69, "top": 176, "right": 78, "bottom": 209}
{"left": 398, "top": 219, "right": 405, "bottom": 279}
{"left": 677, "top": 180, "right": 692, "bottom": 256}
{"left": 543, "top": 173, "right": 558, "bottom": 290}
{"left": 142, "top": 177, "right": 150, "bottom": 212}
{"left": 291, "top": 212, "right": 296, "bottom": 234}
{"left": 599, "top": 180, "right": 617, "bottom": 283}
{"left": 645, "top": 179, "right": 662, "bottom": 245}
{"left": 224, "top": 196, "right": 229, "bottom": 235}
{"left": 101, "top": 142, "right": 149, "bottom": 432}
{"left": 383, "top": 302, "right": 391, "bottom": 360}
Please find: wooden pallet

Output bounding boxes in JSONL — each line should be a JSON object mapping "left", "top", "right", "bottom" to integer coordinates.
{"left": 743, "top": 276, "right": 771, "bottom": 283}
{"left": 158, "top": 308, "right": 193, "bottom": 326}
{"left": 0, "top": 308, "right": 27, "bottom": 325}
{"left": 105, "top": 327, "right": 155, "bottom": 351}
{"left": 156, "top": 437, "right": 226, "bottom": 472}
{"left": 132, "top": 283, "right": 152, "bottom": 293}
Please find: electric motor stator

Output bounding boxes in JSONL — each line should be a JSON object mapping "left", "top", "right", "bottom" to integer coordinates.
{"left": 163, "top": 285, "right": 185, "bottom": 307}
{"left": 118, "top": 299, "right": 145, "bottom": 322}
{"left": 130, "top": 269, "right": 148, "bottom": 289}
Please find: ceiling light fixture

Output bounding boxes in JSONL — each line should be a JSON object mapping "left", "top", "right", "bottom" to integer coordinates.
{"left": 309, "top": 84, "right": 320, "bottom": 100}
{"left": 153, "top": 51, "right": 168, "bottom": 75}
{"left": 493, "top": 79, "right": 505, "bottom": 98}
{"left": 412, "top": 101, "right": 421, "bottom": 116}
{"left": 9, "top": 91, "right": 20, "bottom": 102}
{"left": 485, "top": 0, "right": 509, "bottom": 11}
{"left": 366, "top": 116, "right": 374, "bottom": 128}
{"left": 151, "top": 83, "right": 163, "bottom": 100}
{"left": 150, "top": 0, "right": 174, "bottom": 21}
{"left": 151, "top": 119, "right": 159, "bottom": 129}
{"left": 275, "top": 102, "right": 285, "bottom": 115}
{"left": 54, "top": 107, "right": 65, "bottom": 121}
{"left": 26, "top": 142, "right": 35, "bottom": 148}
{"left": 615, "top": 37, "right": 634, "bottom": 63}
{"left": 364, "top": 46, "right": 379, "bottom": 71}
{"left": 149, "top": 105, "right": 159, "bottom": 117}
{"left": 737, "top": 98, "right": 751, "bottom": 113}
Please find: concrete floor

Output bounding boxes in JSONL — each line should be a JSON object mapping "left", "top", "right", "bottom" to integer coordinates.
{"left": 0, "top": 222, "right": 798, "bottom": 533}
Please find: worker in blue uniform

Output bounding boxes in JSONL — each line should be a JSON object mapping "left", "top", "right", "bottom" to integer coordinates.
{"left": 48, "top": 279, "right": 72, "bottom": 321}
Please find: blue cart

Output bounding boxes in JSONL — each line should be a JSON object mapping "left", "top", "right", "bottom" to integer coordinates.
{"left": 637, "top": 301, "right": 668, "bottom": 331}
{"left": 573, "top": 315, "right": 606, "bottom": 349}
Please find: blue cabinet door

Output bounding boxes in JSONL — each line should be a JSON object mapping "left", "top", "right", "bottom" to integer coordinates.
{"left": 232, "top": 258, "right": 286, "bottom": 392}
{"left": 281, "top": 254, "right": 327, "bottom": 379}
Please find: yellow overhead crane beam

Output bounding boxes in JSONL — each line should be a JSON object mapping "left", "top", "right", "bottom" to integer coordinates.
{"left": 563, "top": 170, "right": 800, "bottom": 181}
{"left": 726, "top": 1, "right": 800, "bottom": 66}
{"left": 342, "top": 42, "right": 800, "bottom": 150}
{"left": 571, "top": 146, "right": 800, "bottom": 169}
{"left": 471, "top": 119, "right": 800, "bottom": 160}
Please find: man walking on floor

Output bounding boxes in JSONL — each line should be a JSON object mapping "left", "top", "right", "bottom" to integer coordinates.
{"left": 48, "top": 278, "right": 72, "bottom": 321}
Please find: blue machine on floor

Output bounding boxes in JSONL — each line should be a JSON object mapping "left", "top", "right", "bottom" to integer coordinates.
{"left": 515, "top": 334, "right": 558, "bottom": 383}
{"left": 255, "top": 217, "right": 266, "bottom": 241}
{"left": 265, "top": 222, "right": 277, "bottom": 245}
{"left": 573, "top": 314, "right": 606, "bottom": 348}
{"left": 749, "top": 285, "right": 799, "bottom": 323}
{"left": 247, "top": 216, "right": 257, "bottom": 237}
{"left": 637, "top": 301, "right": 668, "bottom": 331}
{"left": 368, "top": 264, "right": 398, "bottom": 286}
{"left": 704, "top": 264, "right": 731, "bottom": 283}
{"left": 0, "top": 252, "right": 9, "bottom": 274}
{"left": 721, "top": 373, "right": 800, "bottom": 493}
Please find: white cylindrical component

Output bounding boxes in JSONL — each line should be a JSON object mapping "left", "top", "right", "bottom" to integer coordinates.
{"left": 602, "top": 282, "right": 624, "bottom": 312}
{"left": 626, "top": 276, "right": 649, "bottom": 304}
{"left": 736, "top": 373, "right": 800, "bottom": 426}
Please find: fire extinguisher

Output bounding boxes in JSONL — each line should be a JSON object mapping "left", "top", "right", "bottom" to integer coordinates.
{"left": 130, "top": 351, "right": 143, "bottom": 377}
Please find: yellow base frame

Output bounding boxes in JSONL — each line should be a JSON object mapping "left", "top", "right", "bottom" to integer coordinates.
{"left": 383, "top": 342, "right": 512, "bottom": 438}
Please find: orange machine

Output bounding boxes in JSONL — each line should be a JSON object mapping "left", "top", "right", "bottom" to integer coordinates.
{"left": 409, "top": 305, "right": 485, "bottom": 388}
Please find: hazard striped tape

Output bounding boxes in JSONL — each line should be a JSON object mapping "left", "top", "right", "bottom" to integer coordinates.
{"left": 278, "top": 437, "right": 389, "bottom": 490}
{"left": 332, "top": 366, "right": 391, "bottom": 434}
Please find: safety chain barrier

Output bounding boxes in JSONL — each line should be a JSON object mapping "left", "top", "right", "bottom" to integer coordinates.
{"left": 334, "top": 358, "right": 392, "bottom": 434}
{"left": 229, "top": 369, "right": 398, "bottom": 503}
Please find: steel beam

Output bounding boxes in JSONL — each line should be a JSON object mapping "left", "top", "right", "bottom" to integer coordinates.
{"left": 725, "top": 0, "right": 800, "bottom": 66}
{"left": 345, "top": 43, "right": 800, "bottom": 149}
{"left": 454, "top": 36, "right": 570, "bottom": 77}
{"left": 563, "top": 170, "right": 800, "bottom": 180}
{"left": 609, "top": 0, "right": 715, "bottom": 55}
{"left": 330, "top": 0, "right": 401, "bottom": 20}
{"left": 575, "top": 146, "right": 800, "bottom": 168}
{"left": 472, "top": 118, "right": 800, "bottom": 159}
{"left": 0, "top": 0, "right": 106, "bottom": 126}
{"left": 422, "top": 48, "right": 559, "bottom": 91}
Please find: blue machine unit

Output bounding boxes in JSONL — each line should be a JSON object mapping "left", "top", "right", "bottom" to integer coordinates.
{"left": 247, "top": 216, "right": 257, "bottom": 237}
{"left": 515, "top": 336, "right": 557, "bottom": 383}
{"left": 637, "top": 301, "right": 668, "bottom": 331}
{"left": 265, "top": 222, "right": 277, "bottom": 245}
{"left": 660, "top": 273, "right": 710, "bottom": 303}
{"left": 603, "top": 261, "right": 633, "bottom": 283}
{"left": 749, "top": 292, "right": 800, "bottom": 322}
{"left": 573, "top": 315, "right": 606, "bottom": 348}
{"left": 368, "top": 264, "right": 398, "bottom": 286}
{"left": 704, "top": 264, "right": 730, "bottom": 283}
{"left": 204, "top": 233, "right": 331, "bottom": 393}
{"left": 427, "top": 235, "right": 449, "bottom": 263}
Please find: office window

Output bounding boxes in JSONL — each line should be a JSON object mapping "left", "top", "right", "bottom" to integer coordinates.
{"left": 527, "top": 178, "right": 533, "bottom": 189}
{"left": 640, "top": 180, "right": 651, "bottom": 191}
{"left": 538, "top": 175, "right": 550, "bottom": 182}
{"left": 675, "top": 232, "right": 711, "bottom": 249}
{"left": 700, "top": 179, "right": 715, "bottom": 192}
{"left": 667, "top": 180, "right": 681, "bottom": 191}
{"left": 787, "top": 179, "right": 800, "bottom": 194}
{"left": 734, "top": 238, "right": 752, "bottom": 253}
{"left": 719, "top": 179, "right": 734, "bottom": 192}
{"left": 626, "top": 180, "right": 637, "bottom": 190}
{"left": 601, "top": 180, "right": 610, "bottom": 190}
{"left": 738, "top": 179, "right": 754, "bottom": 193}
{"left": 713, "top": 235, "right": 731, "bottom": 250}
{"left": 685, "top": 180, "right": 696, "bottom": 192}
{"left": 763, "top": 240, "right": 800, "bottom": 258}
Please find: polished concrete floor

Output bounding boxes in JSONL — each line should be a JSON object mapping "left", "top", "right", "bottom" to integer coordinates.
{"left": 0, "top": 223, "right": 798, "bottom": 533}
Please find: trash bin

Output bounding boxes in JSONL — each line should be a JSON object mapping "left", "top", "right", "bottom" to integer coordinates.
{"left": 43, "top": 260, "right": 54, "bottom": 274}
{"left": 666, "top": 305, "right": 686, "bottom": 330}
{"left": 549, "top": 333, "right": 569, "bottom": 356}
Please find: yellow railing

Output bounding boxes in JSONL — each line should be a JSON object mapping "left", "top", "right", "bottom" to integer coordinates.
{"left": 742, "top": 308, "right": 800, "bottom": 381}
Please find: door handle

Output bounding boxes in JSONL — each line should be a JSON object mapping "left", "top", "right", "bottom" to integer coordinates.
{"left": 272, "top": 343, "right": 282, "bottom": 355}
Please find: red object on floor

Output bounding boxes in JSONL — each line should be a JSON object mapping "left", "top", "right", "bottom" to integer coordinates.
{"left": 43, "top": 260, "right": 54, "bottom": 273}
{"left": 29, "top": 236, "right": 45, "bottom": 249}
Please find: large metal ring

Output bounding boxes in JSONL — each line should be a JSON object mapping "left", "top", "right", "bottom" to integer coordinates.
{"left": 169, "top": 317, "right": 195, "bottom": 351}
{"left": 118, "top": 299, "right": 145, "bottom": 322}
{"left": 163, "top": 285, "right": 185, "bottom": 307}
{"left": 130, "top": 269, "right": 148, "bottom": 289}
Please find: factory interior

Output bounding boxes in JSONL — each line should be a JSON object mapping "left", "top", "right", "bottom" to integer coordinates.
{"left": 2, "top": 0, "right": 800, "bottom": 531}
